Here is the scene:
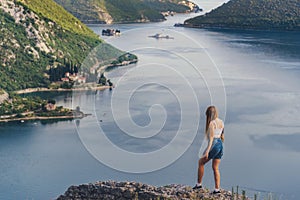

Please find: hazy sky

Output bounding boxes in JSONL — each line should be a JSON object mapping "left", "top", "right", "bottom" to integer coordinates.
{"left": 192, "top": 0, "right": 230, "bottom": 12}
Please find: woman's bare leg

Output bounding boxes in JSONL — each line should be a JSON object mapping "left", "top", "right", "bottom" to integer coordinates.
{"left": 212, "top": 159, "right": 221, "bottom": 189}
{"left": 197, "top": 157, "right": 209, "bottom": 184}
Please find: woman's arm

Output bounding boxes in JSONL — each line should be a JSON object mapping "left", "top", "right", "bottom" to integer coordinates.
{"left": 221, "top": 128, "right": 225, "bottom": 142}
{"left": 204, "top": 122, "right": 214, "bottom": 158}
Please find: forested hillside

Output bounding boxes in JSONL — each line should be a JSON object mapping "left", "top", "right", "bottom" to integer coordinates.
{"left": 0, "top": 0, "right": 123, "bottom": 91}
{"left": 185, "top": 0, "right": 300, "bottom": 30}
{"left": 53, "top": 0, "right": 194, "bottom": 24}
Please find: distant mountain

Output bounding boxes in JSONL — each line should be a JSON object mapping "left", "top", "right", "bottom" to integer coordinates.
{"left": 0, "top": 0, "right": 123, "bottom": 91}
{"left": 184, "top": 0, "right": 300, "bottom": 31}
{"left": 53, "top": 0, "right": 196, "bottom": 24}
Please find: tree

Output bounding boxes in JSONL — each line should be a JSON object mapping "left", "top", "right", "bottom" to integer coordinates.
{"left": 98, "top": 73, "right": 107, "bottom": 85}
{"left": 48, "top": 99, "right": 56, "bottom": 105}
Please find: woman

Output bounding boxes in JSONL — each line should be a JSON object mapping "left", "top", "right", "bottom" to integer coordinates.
{"left": 193, "top": 106, "right": 224, "bottom": 194}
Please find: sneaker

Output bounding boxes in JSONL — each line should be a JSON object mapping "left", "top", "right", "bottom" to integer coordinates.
{"left": 212, "top": 190, "right": 221, "bottom": 194}
{"left": 192, "top": 184, "right": 202, "bottom": 189}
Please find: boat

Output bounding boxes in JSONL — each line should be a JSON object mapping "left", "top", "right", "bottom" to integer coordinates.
{"left": 148, "top": 33, "right": 174, "bottom": 39}
{"left": 174, "top": 23, "right": 184, "bottom": 27}
{"left": 102, "top": 29, "right": 121, "bottom": 36}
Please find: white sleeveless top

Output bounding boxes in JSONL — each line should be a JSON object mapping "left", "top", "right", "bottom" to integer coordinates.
{"left": 212, "top": 119, "right": 224, "bottom": 138}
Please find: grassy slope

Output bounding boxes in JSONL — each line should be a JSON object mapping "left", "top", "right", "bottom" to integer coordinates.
{"left": 19, "top": 0, "right": 97, "bottom": 38}
{"left": 0, "top": 10, "right": 49, "bottom": 90}
{"left": 0, "top": 0, "right": 124, "bottom": 91}
{"left": 52, "top": 0, "right": 104, "bottom": 22}
{"left": 185, "top": 0, "right": 300, "bottom": 30}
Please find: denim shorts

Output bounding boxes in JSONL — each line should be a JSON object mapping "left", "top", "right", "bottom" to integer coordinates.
{"left": 208, "top": 138, "right": 223, "bottom": 159}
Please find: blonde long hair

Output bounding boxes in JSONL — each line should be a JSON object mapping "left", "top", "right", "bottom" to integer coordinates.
{"left": 205, "top": 106, "right": 218, "bottom": 137}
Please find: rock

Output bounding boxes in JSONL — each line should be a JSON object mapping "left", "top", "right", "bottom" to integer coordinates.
{"left": 57, "top": 181, "right": 251, "bottom": 200}
{"left": 0, "top": 90, "right": 9, "bottom": 104}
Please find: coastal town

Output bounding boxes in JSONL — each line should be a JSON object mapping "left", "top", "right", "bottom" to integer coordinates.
{"left": 0, "top": 72, "right": 113, "bottom": 123}
{"left": 0, "top": 50, "right": 138, "bottom": 123}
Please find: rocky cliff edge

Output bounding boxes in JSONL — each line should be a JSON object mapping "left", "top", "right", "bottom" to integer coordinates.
{"left": 57, "top": 181, "right": 250, "bottom": 200}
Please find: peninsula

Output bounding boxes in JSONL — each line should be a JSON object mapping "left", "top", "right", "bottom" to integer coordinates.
{"left": 0, "top": 95, "right": 84, "bottom": 123}
{"left": 184, "top": 0, "right": 300, "bottom": 31}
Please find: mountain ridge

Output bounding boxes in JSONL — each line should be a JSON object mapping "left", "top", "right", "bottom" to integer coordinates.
{"left": 184, "top": 0, "right": 300, "bottom": 31}
{"left": 53, "top": 0, "right": 197, "bottom": 24}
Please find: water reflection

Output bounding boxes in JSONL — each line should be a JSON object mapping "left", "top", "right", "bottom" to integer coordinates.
{"left": 214, "top": 29, "right": 300, "bottom": 61}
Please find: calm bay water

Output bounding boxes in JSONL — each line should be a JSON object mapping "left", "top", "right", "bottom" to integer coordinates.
{"left": 1, "top": 14, "right": 300, "bottom": 199}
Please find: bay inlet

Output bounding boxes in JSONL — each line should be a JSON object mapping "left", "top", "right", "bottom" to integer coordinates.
{"left": 1, "top": 14, "right": 300, "bottom": 199}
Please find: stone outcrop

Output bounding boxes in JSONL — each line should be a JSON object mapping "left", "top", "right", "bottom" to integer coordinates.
{"left": 95, "top": 6, "right": 113, "bottom": 24}
{"left": 0, "top": 90, "right": 9, "bottom": 104}
{"left": 1, "top": 0, "right": 54, "bottom": 56}
{"left": 57, "top": 181, "right": 250, "bottom": 200}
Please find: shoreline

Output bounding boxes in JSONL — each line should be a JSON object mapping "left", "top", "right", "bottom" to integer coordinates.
{"left": 97, "top": 58, "right": 138, "bottom": 74}
{"left": 183, "top": 23, "right": 300, "bottom": 32}
{"left": 5, "top": 64, "right": 121, "bottom": 122}
{"left": 0, "top": 112, "right": 87, "bottom": 123}
{"left": 14, "top": 85, "right": 111, "bottom": 94}
{"left": 14, "top": 58, "right": 138, "bottom": 95}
